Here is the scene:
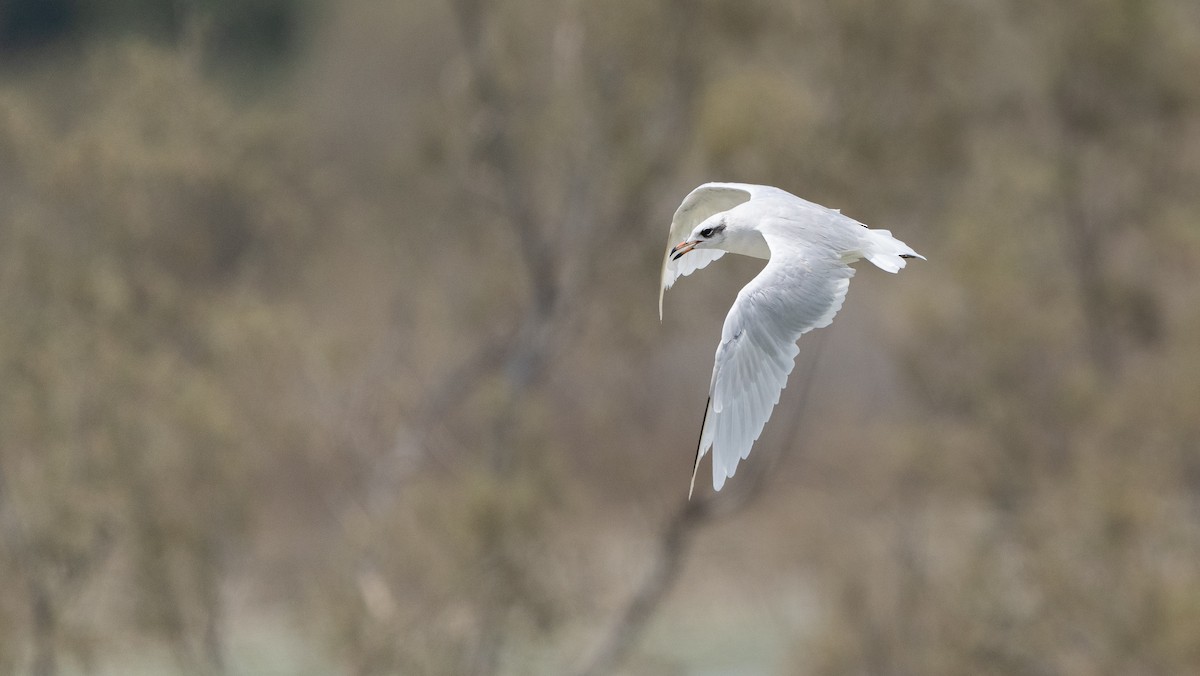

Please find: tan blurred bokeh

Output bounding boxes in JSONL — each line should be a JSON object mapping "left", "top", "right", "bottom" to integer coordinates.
{"left": 2, "top": 1, "right": 1200, "bottom": 674}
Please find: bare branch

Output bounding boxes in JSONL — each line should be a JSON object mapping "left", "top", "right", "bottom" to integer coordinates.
{"left": 448, "top": 0, "right": 559, "bottom": 315}
{"left": 573, "top": 333, "right": 829, "bottom": 676}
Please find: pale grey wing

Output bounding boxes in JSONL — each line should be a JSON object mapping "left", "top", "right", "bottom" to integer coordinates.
{"left": 694, "top": 251, "right": 855, "bottom": 492}
{"left": 659, "top": 184, "right": 753, "bottom": 319}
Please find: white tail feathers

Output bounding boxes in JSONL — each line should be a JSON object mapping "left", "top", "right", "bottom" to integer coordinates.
{"left": 863, "top": 228, "right": 924, "bottom": 273}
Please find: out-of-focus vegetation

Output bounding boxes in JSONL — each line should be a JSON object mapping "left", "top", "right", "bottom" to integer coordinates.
{"left": 2, "top": 1, "right": 1200, "bottom": 674}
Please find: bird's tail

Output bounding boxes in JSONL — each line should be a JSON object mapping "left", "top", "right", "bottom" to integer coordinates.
{"left": 861, "top": 228, "right": 924, "bottom": 273}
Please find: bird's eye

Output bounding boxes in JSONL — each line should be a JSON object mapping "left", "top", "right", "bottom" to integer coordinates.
{"left": 700, "top": 227, "right": 715, "bottom": 238}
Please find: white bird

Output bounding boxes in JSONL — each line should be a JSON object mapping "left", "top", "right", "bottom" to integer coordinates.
{"left": 660, "top": 182, "right": 923, "bottom": 497}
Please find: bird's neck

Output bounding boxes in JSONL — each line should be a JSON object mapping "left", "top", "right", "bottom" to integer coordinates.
{"left": 720, "top": 228, "right": 771, "bottom": 260}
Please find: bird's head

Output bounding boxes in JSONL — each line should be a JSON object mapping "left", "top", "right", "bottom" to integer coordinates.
{"left": 670, "top": 217, "right": 728, "bottom": 260}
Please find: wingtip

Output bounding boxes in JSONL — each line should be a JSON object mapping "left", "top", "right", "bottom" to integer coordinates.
{"left": 688, "top": 428, "right": 702, "bottom": 500}
{"left": 689, "top": 396, "right": 711, "bottom": 500}
{"left": 658, "top": 266, "right": 666, "bottom": 321}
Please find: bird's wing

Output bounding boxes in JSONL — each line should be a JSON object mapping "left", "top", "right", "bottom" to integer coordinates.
{"left": 659, "top": 183, "right": 761, "bottom": 319}
{"left": 690, "top": 234, "right": 855, "bottom": 494}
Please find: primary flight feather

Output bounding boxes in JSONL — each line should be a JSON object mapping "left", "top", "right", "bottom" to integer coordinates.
{"left": 660, "top": 183, "right": 924, "bottom": 497}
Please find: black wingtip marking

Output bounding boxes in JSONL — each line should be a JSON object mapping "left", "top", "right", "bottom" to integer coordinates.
{"left": 899, "top": 254, "right": 918, "bottom": 259}
{"left": 692, "top": 396, "right": 710, "bottom": 468}
{"left": 688, "top": 396, "right": 711, "bottom": 500}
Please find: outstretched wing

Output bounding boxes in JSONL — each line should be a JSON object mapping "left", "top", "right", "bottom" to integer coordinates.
{"left": 690, "top": 234, "right": 855, "bottom": 495}
{"left": 659, "top": 183, "right": 755, "bottom": 319}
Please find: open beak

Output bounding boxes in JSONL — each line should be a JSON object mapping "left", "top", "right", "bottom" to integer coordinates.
{"left": 670, "top": 240, "right": 699, "bottom": 261}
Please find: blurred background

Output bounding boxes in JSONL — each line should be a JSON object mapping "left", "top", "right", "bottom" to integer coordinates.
{"left": 2, "top": 0, "right": 1200, "bottom": 674}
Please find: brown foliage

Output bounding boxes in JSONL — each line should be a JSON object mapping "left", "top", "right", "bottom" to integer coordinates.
{"left": 1, "top": 1, "right": 1200, "bottom": 674}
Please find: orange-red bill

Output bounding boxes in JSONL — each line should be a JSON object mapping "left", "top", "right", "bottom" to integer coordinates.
{"left": 671, "top": 240, "right": 698, "bottom": 260}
